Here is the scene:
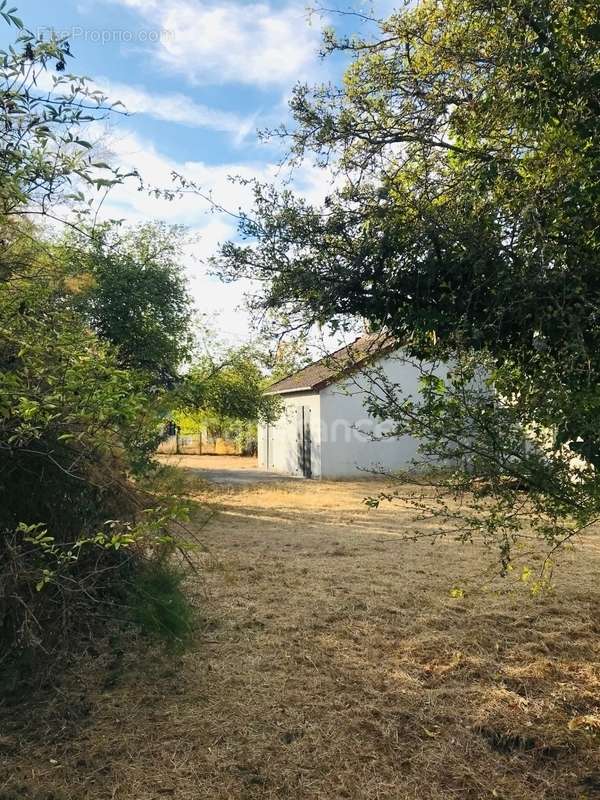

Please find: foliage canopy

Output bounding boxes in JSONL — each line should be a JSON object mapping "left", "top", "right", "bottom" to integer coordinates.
{"left": 68, "top": 221, "right": 194, "bottom": 386}
{"left": 214, "top": 0, "right": 600, "bottom": 563}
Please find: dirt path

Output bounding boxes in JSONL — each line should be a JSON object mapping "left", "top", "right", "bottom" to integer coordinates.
{"left": 3, "top": 477, "right": 600, "bottom": 800}
{"left": 156, "top": 454, "right": 291, "bottom": 485}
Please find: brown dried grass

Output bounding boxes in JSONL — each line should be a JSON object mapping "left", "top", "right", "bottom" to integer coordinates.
{"left": 1, "top": 467, "right": 600, "bottom": 800}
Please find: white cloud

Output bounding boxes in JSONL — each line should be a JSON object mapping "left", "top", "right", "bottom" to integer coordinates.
{"left": 110, "top": 0, "right": 324, "bottom": 87}
{"left": 97, "top": 125, "right": 335, "bottom": 223}
{"left": 101, "top": 79, "right": 257, "bottom": 142}
{"left": 34, "top": 70, "right": 255, "bottom": 142}
{"left": 86, "top": 126, "right": 336, "bottom": 340}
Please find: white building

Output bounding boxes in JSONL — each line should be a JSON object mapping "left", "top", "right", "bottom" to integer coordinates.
{"left": 258, "top": 333, "right": 440, "bottom": 479}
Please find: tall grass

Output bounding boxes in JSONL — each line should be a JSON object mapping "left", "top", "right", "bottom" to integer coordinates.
{"left": 125, "top": 562, "right": 196, "bottom": 649}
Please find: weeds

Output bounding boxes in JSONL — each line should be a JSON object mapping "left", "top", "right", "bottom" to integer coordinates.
{"left": 125, "top": 562, "right": 196, "bottom": 649}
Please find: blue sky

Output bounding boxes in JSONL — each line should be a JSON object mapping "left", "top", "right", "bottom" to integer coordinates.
{"left": 12, "top": 0, "right": 385, "bottom": 340}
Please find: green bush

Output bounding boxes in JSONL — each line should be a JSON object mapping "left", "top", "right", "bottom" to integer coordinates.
{"left": 0, "top": 18, "right": 198, "bottom": 670}
{"left": 125, "top": 562, "right": 196, "bottom": 649}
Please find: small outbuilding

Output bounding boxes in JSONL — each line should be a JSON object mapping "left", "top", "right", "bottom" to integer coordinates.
{"left": 258, "top": 333, "right": 439, "bottom": 479}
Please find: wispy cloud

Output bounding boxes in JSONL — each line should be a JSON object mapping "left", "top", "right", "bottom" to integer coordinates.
{"left": 99, "top": 78, "right": 257, "bottom": 142}
{"left": 109, "top": 0, "right": 324, "bottom": 87}
{"left": 98, "top": 126, "right": 335, "bottom": 224}
{"left": 34, "top": 70, "right": 256, "bottom": 141}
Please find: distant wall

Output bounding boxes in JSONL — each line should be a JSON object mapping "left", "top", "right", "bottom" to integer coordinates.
{"left": 156, "top": 433, "right": 243, "bottom": 456}
{"left": 157, "top": 435, "right": 178, "bottom": 454}
{"left": 201, "top": 436, "right": 241, "bottom": 455}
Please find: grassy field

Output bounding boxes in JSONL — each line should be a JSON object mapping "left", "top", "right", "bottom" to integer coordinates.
{"left": 2, "top": 465, "right": 600, "bottom": 799}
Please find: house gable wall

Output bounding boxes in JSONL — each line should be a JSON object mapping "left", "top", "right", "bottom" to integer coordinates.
{"left": 257, "top": 390, "right": 322, "bottom": 477}
{"left": 318, "top": 351, "right": 437, "bottom": 478}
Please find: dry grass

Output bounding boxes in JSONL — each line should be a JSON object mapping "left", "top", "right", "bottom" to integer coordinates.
{"left": 2, "top": 470, "right": 600, "bottom": 800}
{"left": 156, "top": 454, "right": 262, "bottom": 472}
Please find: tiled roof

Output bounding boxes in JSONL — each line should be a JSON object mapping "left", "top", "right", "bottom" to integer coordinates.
{"left": 265, "top": 332, "right": 396, "bottom": 395}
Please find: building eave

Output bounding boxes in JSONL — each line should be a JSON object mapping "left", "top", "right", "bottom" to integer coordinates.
{"left": 264, "top": 385, "right": 317, "bottom": 396}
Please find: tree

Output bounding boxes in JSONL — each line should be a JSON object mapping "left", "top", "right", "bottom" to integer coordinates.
{"left": 175, "top": 337, "right": 280, "bottom": 430}
{"left": 0, "top": 15, "right": 131, "bottom": 224}
{"left": 0, "top": 14, "right": 194, "bottom": 663}
{"left": 67, "top": 222, "right": 194, "bottom": 386}
{"left": 265, "top": 337, "right": 313, "bottom": 383}
{"left": 213, "top": 0, "right": 600, "bottom": 565}
{"left": 0, "top": 216, "right": 184, "bottom": 660}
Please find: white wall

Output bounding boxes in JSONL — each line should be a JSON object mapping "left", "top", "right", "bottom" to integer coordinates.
{"left": 319, "top": 352, "right": 442, "bottom": 478}
{"left": 258, "top": 391, "right": 322, "bottom": 477}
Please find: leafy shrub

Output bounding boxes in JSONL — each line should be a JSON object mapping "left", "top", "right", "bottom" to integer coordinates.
{"left": 0, "top": 17, "right": 198, "bottom": 673}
